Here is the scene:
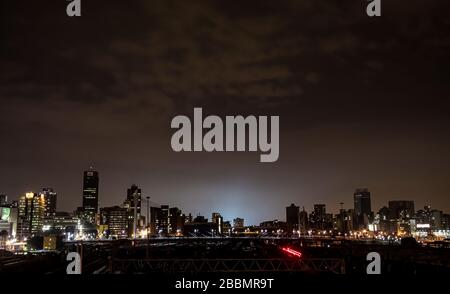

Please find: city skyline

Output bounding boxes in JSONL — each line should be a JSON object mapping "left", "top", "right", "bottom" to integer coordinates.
{"left": 2, "top": 0, "right": 450, "bottom": 282}
{"left": 2, "top": 1, "right": 450, "bottom": 226}
{"left": 2, "top": 168, "right": 449, "bottom": 226}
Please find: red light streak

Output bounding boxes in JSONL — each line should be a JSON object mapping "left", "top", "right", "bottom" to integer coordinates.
{"left": 281, "top": 247, "right": 302, "bottom": 258}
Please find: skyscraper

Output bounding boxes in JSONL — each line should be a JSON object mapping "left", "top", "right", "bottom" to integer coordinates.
{"left": 18, "top": 192, "right": 34, "bottom": 237}
{"left": 0, "top": 194, "right": 7, "bottom": 205}
{"left": 212, "top": 212, "right": 223, "bottom": 234}
{"left": 286, "top": 203, "right": 299, "bottom": 227}
{"left": 40, "top": 188, "right": 57, "bottom": 216}
{"left": 169, "top": 207, "right": 183, "bottom": 234}
{"left": 310, "top": 204, "right": 326, "bottom": 230}
{"left": 160, "top": 205, "right": 169, "bottom": 234}
{"left": 124, "top": 184, "right": 142, "bottom": 237}
{"left": 354, "top": 188, "right": 372, "bottom": 217}
{"left": 354, "top": 188, "right": 372, "bottom": 228}
{"left": 82, "top": 168, "right": 99, "bottom": 223}
{"left": 125, "top": 184, "right": 141, "bottom": 215}
{"left": 18, "top": 192, "right": 45, "bottom": 236}
{"left": 299, "top": 207, "right": 308, "bottom": 233}
{"left": 150, "top": 205, "right": 169, "bottom": 235}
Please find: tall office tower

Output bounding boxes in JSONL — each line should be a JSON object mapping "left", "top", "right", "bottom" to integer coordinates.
{"left": 150, "top": 206, "right": 161, "bottom": 235}
{"left": 125, "top": 184, "right": 141, "bottom": 215}
{"left": 286, "top": 203, "right": 300, "bottom": 227}
{"left": 31, "top": 194, "right": 46, "bottom": 234}
{"left": 442, "top": 214, "right": 450, "bottom": 230}
{"left": 40, "top": 188, "right": 57, "bottom": 216}
{"left": 212, "top": 212, "right": 223, "bottom": 234}
{"left": 0, "top": 194, "right": 7, "bottom": 205}
{"left": 124, "top": 184, "right": 142, "bottom": 237}
{"left": 160, "top": 205, "right": 169, "bottom": 234}
{"left": 82, "top": 168, "right": 99, "bottom": 223}
{"left": 150, "top": 205, "right": 169, "bottom": 235}
{"left": 354, "top": 188, "right": 372, "bottom": 228}
{"left": 18, "top": 192, "right": 34, "bottom": 235}
{"left": 168, "top": 207, "right": 183, "bottom": 234}
{"left": 430, "top": 209, "right": 443, "bottom": 230}
{"left": 310, "top": 204, "right": 326, "bottom": 230}
{"left": 374, "top": 206, "right": 390, "bottom": 233}
{"left": 100, "top": 206, "right": 128, "bottom": 239}
{"left": 354, "top": 188, "right": 372, "bottom": 216}
{"left": 18, "top": 192, "right": 45, "bottom": 236}
{"left": 299, "top": 207, "right": 308, "bottom": 232}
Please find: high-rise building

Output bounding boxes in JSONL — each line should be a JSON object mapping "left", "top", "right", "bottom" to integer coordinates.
{"left": 124, "top": 184, "right": 142, "bottom": 237}
{"left": 82, "top": 168, "right": 99, "bottom": 223}
{"left": 0, "top": 194, "right": 7, "bottom": 205}
{"left": 18, "top": 192, "right": 45, "bottom": 236}
{"left": 354, "top": 188, "right": 372, "bottom": 229}
{"left": 299, "top": 207, "right": 308, "bottom": 233}
{"left": 31, "top": 194, "right": 45, "bottom": 235}
{"left": 286, "top": 203, "right": 299, "bottom": 228}
{"left": 169, "top": 207, "right": 184, "bottom": 234}
{"left": 40, "top": 188, "right": 57, "bottom": 216}
{"left": 150, "top": 205, "right": 169, "bottom": 235}
{"left": 374, "top": 206, "right": 389, "bottom": 233}
{"left": 212, "top": 212, "right": 223, "bottom": 234}
{"left": 18, "top": 193, "right": 34, "bottom": 237}
{"left": 160, "top": 205, "right": 169, "bottom": 233}
{"left": 336, "top": 208, "right": 346, "bottom": 233}
{"left": 442, "top": 214, "right": 450, "bottom": 230}
{"left": 431, "top": 209, "right": 443, "bottom": 230}
{"left": 354, "top": 188, "right": 371, "bottom": 216}
{"left": 99, "top": 206, "right": 128, "bottom": 239}
{"left": 310, "top": 204, "right": 326, "bottom": 230}
{"left": 125, "top": 184, "right": 141, "bottom": 214}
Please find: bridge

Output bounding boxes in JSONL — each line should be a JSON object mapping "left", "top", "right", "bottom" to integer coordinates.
{"left": 109, "top": 258, "right": 346, "bottom": 274}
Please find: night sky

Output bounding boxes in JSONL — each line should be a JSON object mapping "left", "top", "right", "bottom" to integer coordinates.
{"left": 1, "top": 0, "right": 450, "bottom": 225}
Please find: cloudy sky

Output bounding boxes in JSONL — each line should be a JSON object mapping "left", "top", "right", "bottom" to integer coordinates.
{"left": 1, "top": 0, "right": 450, "bottom": 225}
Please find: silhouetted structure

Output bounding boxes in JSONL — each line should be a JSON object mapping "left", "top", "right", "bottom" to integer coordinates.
{"left": 354, "top": 188, "right": 372, "bottom": 229}
{"left": 286, "top": 203, "right": 299, "bottom": 230}
{"left": 41, "top": 188, "right": 57, "bottom": 216}
{"left": 82, "top": 168, "right": 99, "bottom": 224}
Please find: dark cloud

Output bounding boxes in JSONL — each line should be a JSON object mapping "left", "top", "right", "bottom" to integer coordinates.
{"left": 1, "top": 0, "right": 450, "bottom": 224}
